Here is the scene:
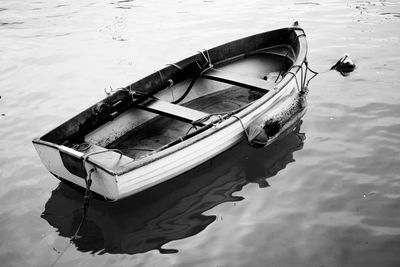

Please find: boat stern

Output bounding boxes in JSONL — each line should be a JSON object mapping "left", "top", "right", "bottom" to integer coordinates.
{"left": 32, "top": 138, "right": 122, "bottom": 201}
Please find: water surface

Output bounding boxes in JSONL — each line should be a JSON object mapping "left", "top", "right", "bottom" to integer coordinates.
{"left": 1, "top": 0, "right": 399, "bottom": 266}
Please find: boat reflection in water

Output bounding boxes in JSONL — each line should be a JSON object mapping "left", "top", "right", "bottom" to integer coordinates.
{"left": 41, "top": 122, "right": 306, "bottom": 255}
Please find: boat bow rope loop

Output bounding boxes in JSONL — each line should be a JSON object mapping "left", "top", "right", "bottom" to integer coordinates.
{"left": 286, "top": 64, "right": 307, "bottom": 93}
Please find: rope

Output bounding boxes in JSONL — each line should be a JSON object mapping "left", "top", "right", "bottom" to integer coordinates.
{"left": 158, "top": 70, "right": 165, "bottom": 87}
{"left": 49, "top": 146, "right": 127, "bottom": 266}
{"left": 280, "top": 62, "right": 312, "bottom": 93}
{"left": 198, "top": 49, "right": 213, "bottom": 70}
{"left": 72, "top": 168, "right": 95, "bottom": 240}
{"left": 305, "top": 62, "right": 318, "bottom": 87}
{"left": 167, "top": 63, "right": 183, "bottom": 70}
{"left": 49, "top": 168, "right": 96, "bottom": 267}
{"left": 185, "top": 124, "right": 198, "bottom": 135}
{"left": 186, "top": 105, "right": 243, "bottom": 135}
{"left": 70, "top": 142, "right": 91, "bottom": 152}
{"left": 171, "top": 74, "right": 199, "bottom": 104}
{"left": 303, "top": 53, "right": 355, "bottom": 87}
{"left": 285, "top": 70, "right": 302, "bottom": 93}
{"left": 198, "top": 50, "right": 209, "bottom": 63}
{"left": 104, "top": 84, "right": 150, "bottom": 104}
{"left": 205, "top": 50, "right": 212, "bottom": 67}
{"left": 191, "top": 110, "right": 230, "bottom": 126}
{"left": 104, "top": 86, "right": 114, "bottom": 95}
{"left": 191, "top": 100, "right": 253, "bottom": 127}
{"left": 232, "top": 115, "right": 250, "bottom": 142}
{"left": 171, "top": 60, "right": 209, "bottom": 104}
{"left": 165, "top": 64, "right": 183, "bottom": 101}
{"left": 275, "top": 30, "right": 305, "bottom": 83}
{"left": 304, "top": 61, "right": 332, "bottom": 87}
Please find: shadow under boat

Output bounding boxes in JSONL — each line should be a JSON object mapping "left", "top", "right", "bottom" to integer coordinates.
{"left": 41, "top": 122, "right": 306, "bottom": 255}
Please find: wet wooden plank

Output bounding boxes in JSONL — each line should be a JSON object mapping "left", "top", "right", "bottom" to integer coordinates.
{"left": 257, "top": 45, "right": 296, "bottom": 62}
{"left": 201, "top": 68, "right": 275, "bottom": 92}
{"left": 137, "top": 98, "right": 209, "bottom": 124}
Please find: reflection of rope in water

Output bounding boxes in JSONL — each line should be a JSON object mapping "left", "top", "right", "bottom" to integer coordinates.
{"left": 49, "top": 168, "right": 95, "bottom": 267}
{"left": 50, "top": 146, "right": 128, "bottom": 266}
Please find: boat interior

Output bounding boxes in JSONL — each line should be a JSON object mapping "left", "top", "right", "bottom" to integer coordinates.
{"left": 41, "top": 43, "right": 297, "bottom": 160}
{"left": 106, "top": 53, "right": 289, "bottom": 159}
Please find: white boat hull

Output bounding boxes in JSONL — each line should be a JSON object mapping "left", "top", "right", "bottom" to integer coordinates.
{"left": 33, "top": 66, "right": 306, "bottom": 201}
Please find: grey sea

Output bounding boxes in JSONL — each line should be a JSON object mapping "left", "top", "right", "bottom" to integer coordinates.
{"left": 1, "top": 0, "right": 399, "bottom": 266}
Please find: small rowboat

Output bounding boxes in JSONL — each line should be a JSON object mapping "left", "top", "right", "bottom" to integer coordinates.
{"left": 33, "top": 26, "right": 308, "bottom": 201}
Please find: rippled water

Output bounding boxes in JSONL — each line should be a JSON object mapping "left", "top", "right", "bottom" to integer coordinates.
{"left": 1, "top": 0, "right": 400, "bottom": 266}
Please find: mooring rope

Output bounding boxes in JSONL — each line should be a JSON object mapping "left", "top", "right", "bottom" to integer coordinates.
{"left": 305, "top": 62, "right": 320, "bottom": 87}
{"left": 49, "top": 146, "right": 127, "bottom": 267}
{"left": 49, "top": 167, "right": 96, "bottom": 267}
{"left": 71, "top": 168, "right": 96, "bottom": 241}
{"left": 304, "top": 53, "right": 356, "bottom": 86}
{"left": 304, "top": 60, "right": 335, "bottom": 87}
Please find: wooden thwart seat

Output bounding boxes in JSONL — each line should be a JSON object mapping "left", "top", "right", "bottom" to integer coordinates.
{"left": 137, "top": 98, "right": 209, "bottom": 124}
{"left": 255, "top": 45, "right": 296, "bottom": 63}
{"left": 201, "top": 68, "right": 276, "bottom": 92}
